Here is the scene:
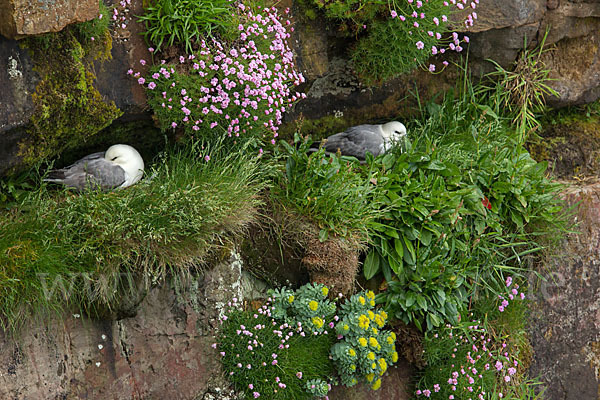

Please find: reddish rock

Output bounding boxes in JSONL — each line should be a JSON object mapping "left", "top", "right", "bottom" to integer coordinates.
{"left": 0, "top": 0, "right": 99, "bottom": 40}
{"left": 528, "top": 181, "right": 600, "bottom": 399}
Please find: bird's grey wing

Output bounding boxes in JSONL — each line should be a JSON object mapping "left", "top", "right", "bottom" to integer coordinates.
{"left": 83, "top": 158, "right": 126, "bottom": 190}
{"left": 46, "top": 157, "right": 125, "bottom": 191}
{"left": 324, "top": 125, "right": 384, "bottom": 159}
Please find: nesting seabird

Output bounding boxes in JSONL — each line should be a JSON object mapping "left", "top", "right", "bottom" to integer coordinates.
{"left": 44, "top": 144, "right": 144, "bottom": 191}
{"left": 311, "top": 121, "right": 407, "bottom": 160}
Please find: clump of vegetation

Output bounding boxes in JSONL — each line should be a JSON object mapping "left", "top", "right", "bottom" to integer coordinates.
{"left": 331, "top": 290, "right": 398, "bottom": 389}
{"left": 304, "top": 0, "right": 478, "bottom": 83}
{"left": 270, "top": 282, "right": 336, "bottom": 334}
{"left": 414, "top": 276, "right": 544, "bottom": 399}
{"left": 138, "top": 0, "right": 238, "bottom": 53}
{"left": 271, "top": 138, "right": 381, "bottom": 242}
{"left": 133, "top": 2, "right": 304, "bottom": 145}
{"left": 0, "top": 142, "right": 266, "bottom": 331}
{"left": 486, "top": 30, "right": 559, "bottom": 141}
{"left": 360, "top": 77, "right": 564, "bottom": 330}
{"left": 20, "top": 5, "right": 120, "bottom": 168}
{"left": 216, "top": 284, "right": 398, "bottom": 399}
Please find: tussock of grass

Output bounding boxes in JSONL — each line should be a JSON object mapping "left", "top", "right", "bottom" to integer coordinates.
{"left": 0, "top": 142, "right": 266, "bottom": 331}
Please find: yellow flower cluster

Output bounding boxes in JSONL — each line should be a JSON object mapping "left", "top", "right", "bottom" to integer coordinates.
{"left": 358, "top": 296, "right": 366, "bottom": 306}
{"left": 371, "top": 378, "right": 382, "bottom": 390}
{"left": 288, "top": 295, "right": 295, "bottom": 303}
{"left": 358, "top": 337, "right": 367, "bottom": 347}
{"left": 366, "top": 290, "right": 376, "bottom": 306}
{"left": 358, "top": 314, "right": 370, "bottom": 330}
{"left": 308, "top": 300, "right": 319, "bottom": 311}
{"left": 368, "top": 337, "right": 380, "bottom": 349}
{"left": 367, "top": 352, "right": 376, "bottom": 360}
{"left": 348, "top": 348, "right": 356, "bottom": 357}
{"left": 321, "top": 286, "right": 329, "bottom": 296}
{"left": 312, "top": 316, "right": 324, "bottom": 328}
{"left": 378, "top": 358, "right": 387, "bottom": 374}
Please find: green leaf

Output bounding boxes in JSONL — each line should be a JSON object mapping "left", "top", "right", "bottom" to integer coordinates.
{"left": 416, "top": 295, "right": 428, "bottom": 311}
{"left": 318, "top": 229, "right": 328, "bottom": 242}
{"left": 363, "top": 249, "right": 381, "bottom": 280}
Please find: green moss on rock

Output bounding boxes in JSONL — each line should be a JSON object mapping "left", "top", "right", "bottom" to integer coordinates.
{"left": 19, "top": 26, "right": 121, "bottom": 166}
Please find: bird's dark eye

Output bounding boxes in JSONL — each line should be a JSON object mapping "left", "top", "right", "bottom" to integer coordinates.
{"left": 111, "top": 157, "right": 118, "bottom": 161}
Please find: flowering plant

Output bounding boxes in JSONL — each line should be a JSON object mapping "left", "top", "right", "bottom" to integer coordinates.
{"left": 352, "top": 0, "right": 478, "bottom": 81}
{"left": 216, "top": 296, "right": 335, "bottom": 399}
{"left": 331, "top": 290, "right": 398, "bottom": 390}
{"left": 132, "top": 3, "right": 305, "bottom": 144}
{"left": 270, "top": 282, "right": 336, "bottom": 334}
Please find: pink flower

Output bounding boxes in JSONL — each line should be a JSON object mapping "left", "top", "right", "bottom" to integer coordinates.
{"left": 253, "top": 392, "right": 260, "bottom": 398}
{"left": 147, "top": 82, "right": 156, "bottom": 90}
{"left": 204, "top": 155, "right": 210, "bottom": 162}
{"left": 428, "top": 64, "right": 435, "bottom": 72}
{"left": 296, "top": 372, "right": 303, "bottom": 379}
{"left": 139, "top": 59, "right": 146, "bottom": 66}
{"left": 391, "top": 10, "right": 397, "bottom": 18}
{"left": 416, "top": 41, "right": 424, "bottom": 49}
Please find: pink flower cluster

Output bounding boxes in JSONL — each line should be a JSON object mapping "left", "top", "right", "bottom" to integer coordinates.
{"left": 213, "top": 295, "right": 332, "bottom": 398}
{"left": 416, "top": 319, "right": 521, "bottom": 398}
{"left": 111, "top": 0, "right": 131, "bottom": 32}
{"left": 498, "top": 276, "right": 525, "bottom": 313}
{"left": 389, "top": 0, "right": 478, "bottom": 73}
{"left": 132, "top": 4, "right": 305, "bottom": 145}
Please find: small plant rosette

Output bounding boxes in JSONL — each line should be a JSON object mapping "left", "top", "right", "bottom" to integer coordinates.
{"left": 332, "top": 290, "right": 398, "bottom": 390}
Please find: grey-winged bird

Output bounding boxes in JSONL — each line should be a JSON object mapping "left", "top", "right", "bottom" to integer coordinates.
{"left": 44, "top": 144, "right": 144, "bottom": 191}
{"left": 311, "top": 121, "right": 407, "bottom": 160}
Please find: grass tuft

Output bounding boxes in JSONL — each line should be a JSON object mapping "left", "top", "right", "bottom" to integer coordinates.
{"left": 0, "top": 141, "right": 267, "bottom": 331}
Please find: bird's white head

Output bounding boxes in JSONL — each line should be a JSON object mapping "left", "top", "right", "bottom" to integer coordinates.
{"left": 381, "top": 121, "right": 407, "bottom": 142}
{"left": 105, "top": 144, "right": 145, "bottom": 187}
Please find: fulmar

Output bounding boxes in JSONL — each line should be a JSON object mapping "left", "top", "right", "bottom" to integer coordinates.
{"left": 44, "top": 144, "right": 144, "bottom": 191}
{"left": 311, "top": 121, "right": 407, "bottom": 160}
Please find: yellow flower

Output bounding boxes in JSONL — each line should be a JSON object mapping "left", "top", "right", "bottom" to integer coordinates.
{"left": 348, "top": 348, "right": 356, "bottom": 357}
{"left": 369, "top": 337, "right": 379, "bottom": 348}
{"left": 367, "top": 310, "right": 375, "bottom": 320}
{"left": 366, "top": 290, "right": 375, "bottom": 300}
{"left": 366, "top": 373, "right": 375, "bottom": 382}
{"left": 386, "top": 335, "right": 394, "bottom": 344}
{"left": 351, "top": 378, "right": 357, "bottom": 385}
{"left": 312, "top": 316, "right": 324, "bottom": 328}
{"left": 392, "top": 351, "right": 398, "bottom": 363}
{"left": 371, "top": 362, "right": 377, "bottom": 369}
{"left": 308, "top": 300, "right": 318, "bottom": 311}
{"left": 358, "top": 337, "right": 367, "bottom": 347}
{"left": 373, "top": 315, "right": 385, "bottom": 328}
{"left": 390, "top": 332, "right": 396, "bottom": 341}
{"left": 343, "top": 324, "right": 350, "bottom": 331}
{"left": 372, "top": 327, "right": 378, "bottom": 335}
{"left": 288, "top": 295, "right": 295, "bottom": 303}
{"left": 378, "top": 358, "right": 387, "bottom": 373}
{"left": 358, "top": 296, "right": 366, "bottom": 305}
{"left": 370, "top": 300, "right": 375, "bottom": 307}
{"left": 380, "top": 310, "right": 388, "bottom": 320}
{"left": 358, "top": 314, "right": 370, "bottom": 330}
{"left": 350, "top": 364, "right": 356, "bottom": 371}
{"left": 321, "top": 286, "right": 329, "bottom": 297}
{"left": 367, "top": 352, "right": 376, "bottom": 360}
{"left": 371, "top": 378, "right": 382, "bottom": 391}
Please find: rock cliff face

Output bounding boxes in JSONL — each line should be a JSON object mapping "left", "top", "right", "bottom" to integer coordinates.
{"left": 0, "top": 251, "right": 412, "bottom": 399}
{"left": 528, "top": 182, "right": 600, "bottom": 399}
